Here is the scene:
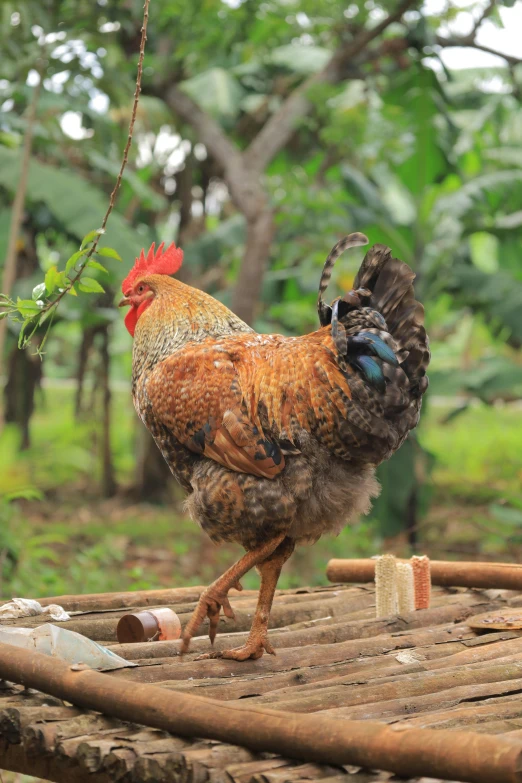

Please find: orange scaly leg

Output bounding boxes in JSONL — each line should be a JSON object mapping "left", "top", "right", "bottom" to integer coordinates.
{"left": 180, "top": 533, "right": 286, "bottom": 655}
{"left": 199, "top": 536, "right": 295, "bottom": 661}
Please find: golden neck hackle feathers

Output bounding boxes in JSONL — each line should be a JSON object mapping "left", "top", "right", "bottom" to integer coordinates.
{"left": 131, "top": 275, "right": 253, "bottom": 385}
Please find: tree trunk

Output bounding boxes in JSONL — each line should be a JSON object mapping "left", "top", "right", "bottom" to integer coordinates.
{"left": 75, "top": 326, "right": 100, "bottom": 418}
{"left": 133, "top": 427, "right": 172, "bottom": 503}
{"left": 231, "top": 208, "right": 275, "bottom": 325}
{"left": 0, "top": 76, "right": 41, "bottom": 394}
{"left": 99, "top": 325, "right": 116, "bottom": 498}
{"left": 3, "top": 225, "right": 42, "bottom": 449}
{"left": 4, "top": 340, "right": 42, "bottom": 450}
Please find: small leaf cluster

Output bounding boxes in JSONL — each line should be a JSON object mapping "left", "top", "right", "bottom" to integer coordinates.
{"left": 0, "top": 228, "right": 121, "bottom": 355}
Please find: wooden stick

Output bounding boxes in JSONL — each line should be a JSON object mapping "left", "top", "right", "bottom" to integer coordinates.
{"left": 37, "top": 586, "right": 209, "bottom": 612}
{"left": 0, "top": 643, "right": 522, "bottom": 782}
{"left": 327, "top": 559, "right": 522, "bottom": 591}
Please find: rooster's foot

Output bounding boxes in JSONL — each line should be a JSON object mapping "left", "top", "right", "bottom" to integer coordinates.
{"left": 197, "top": 633, "right": 275, "bottom": 661}
{"left": 181, "top": 582, "right": 242, "bottom": 654}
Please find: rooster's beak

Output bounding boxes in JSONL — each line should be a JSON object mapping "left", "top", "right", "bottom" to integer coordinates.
{"left": 118, "top": 296, "right": 131, "bottom": 308}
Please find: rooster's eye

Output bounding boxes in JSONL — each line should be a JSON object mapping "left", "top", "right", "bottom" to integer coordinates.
{"left": 137, "top": 285, "right": 144, "bottom": 294}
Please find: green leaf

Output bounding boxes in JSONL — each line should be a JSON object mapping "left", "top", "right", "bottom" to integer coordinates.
{"left": 56, "top": 271, "right": 68, "bottom": 289}
{"left": 78, "top": 277, "right": 105, "bottom": 294}
{"left": 87, "top": 260, "right": 108, "bottom": 274}
{"left": 32, "top": 282, "right": 46, "bottom": 301}
{"left": 446, "top": 264, "right": 522, "bottom": 345}
{"left": 81, "top": 228, "right": 105, "bottom": 249}
{"left": 372, "top": 436, "right": 434, "bottom": 536}
{"left": 180, "top": 68, "right": 244, "bottom": 120}
{"left": 67, "top": 285, "right": 78, "bottom": 296}
{"left": 97, "top": 247, "right": 122, "bottom": 261}
{"left": 489, "top": 504, "right": 522, "bottom": 527}
{"left": 65, "top": 249, "right": 88, "bottom": 275}
{"left": 5, "top": 488, "right": 43, "bottom": 502}
{"left": 469, "top": 232, "right": 499, "bottom": 273}
{"left": 16, "top": 298, "right": 42, "bottom": 317}
{"left": 88, "top": 150, "right": 168, "bottom": 212}
{"left": 269, "top": 44, "right": 331, "bottom": 75}
{"left": 383, "top": 65, "right": 448, "bottom": 197}
{"left": 44, "top": 265, "right": 60, "bottom": 295}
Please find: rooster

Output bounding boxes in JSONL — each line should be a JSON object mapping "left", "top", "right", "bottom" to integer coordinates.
{"left": 119, "top": 233, "right": 429, "bottom": 661}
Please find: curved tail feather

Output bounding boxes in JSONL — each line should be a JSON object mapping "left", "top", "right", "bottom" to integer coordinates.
{"left": 317, "top": 232, "right": 368, "bottom": 326}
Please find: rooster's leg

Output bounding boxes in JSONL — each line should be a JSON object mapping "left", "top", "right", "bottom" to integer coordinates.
{"left": 199, "top": 536, "right": 295, "bottom": 661}
{"left": 181, "top": 532, "right": 286, "bottom": 654}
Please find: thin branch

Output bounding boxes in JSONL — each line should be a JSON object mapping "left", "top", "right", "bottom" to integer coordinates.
{"left": 0, "top": 72, "right": 42, "bottom": 383}
{"left": 245, "top": 0, "right": 418, "bottom": 173}
{"left": 435, "top": 35, "right": 522, "bottom": 68}
{"left": 36, "top": 0, "right": 151, "bottom": 321}
{"left": 470, "top": 0, "right": 496, "bottom": 39}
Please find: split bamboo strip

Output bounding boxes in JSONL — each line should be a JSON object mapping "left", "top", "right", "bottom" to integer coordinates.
{"left": 326, "top": 677, "right": 522, "bottom": 722}
{"left": 327, "top": 558, "right": 522, "bottom": 591}
{"left": 374, "top": 555, "right": 397, "bottom": 618}
{"left": 397, "top": 562, "right": 415, "bottom": 614}
{"left": 238, "top": 658, "right": 522, "bottom": 712}
{"left": 1, "top": 643, "right": 522, "bottom": 783}
{"left": 412, "top": 556, "right": 431, "bottom": 609}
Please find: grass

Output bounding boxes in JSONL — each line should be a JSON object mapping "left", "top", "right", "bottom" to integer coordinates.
{"left": 1, "top": 387, "right": 521, "bottom": 600}
{"left": 422, "top": 403, "right": 522, "bottom": 502}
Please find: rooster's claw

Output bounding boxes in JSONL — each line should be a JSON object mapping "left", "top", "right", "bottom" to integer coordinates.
{"left": 181, "top": 586, "right": 237, "bottom": 654}
{"left": 196, "top": 634, "right": 275, "bottom": 661}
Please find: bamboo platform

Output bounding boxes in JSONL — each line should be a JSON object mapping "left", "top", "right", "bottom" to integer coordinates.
{"left": 2, "top": 581, "right": 522, "bottom": 782}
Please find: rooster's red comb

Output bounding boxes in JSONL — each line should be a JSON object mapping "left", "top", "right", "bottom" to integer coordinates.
{"left": 122, "top": 241, "right": 183, "bottom": 293}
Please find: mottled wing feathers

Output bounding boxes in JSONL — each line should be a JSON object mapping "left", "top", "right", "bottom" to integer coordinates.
{"left": 144, "top": 331, "right": 385, "bottom": 479}
{"left": 146, "top": 347, "right": 286, "bottom": 480}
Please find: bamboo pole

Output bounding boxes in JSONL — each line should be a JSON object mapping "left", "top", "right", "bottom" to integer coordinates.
{"left": 0, "top": 643, "right": 522, "bottom": 783}
{"left": 37, "top": 586, "right": 209, "bottom": 612}
{"left": 327, "top": 559, "right": 522, "bottom": 591}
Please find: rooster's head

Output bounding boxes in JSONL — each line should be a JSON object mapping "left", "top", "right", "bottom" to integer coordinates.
{"left": 119, "top": 241, "right": 183, "bottom": 336}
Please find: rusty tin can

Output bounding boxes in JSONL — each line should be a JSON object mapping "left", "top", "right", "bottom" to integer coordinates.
{"left": 116, "top": 608, "right": 181, "bottom": 643}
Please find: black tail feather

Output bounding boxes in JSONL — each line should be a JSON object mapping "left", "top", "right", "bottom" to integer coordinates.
{"left": 317, "top": 233, "right": 368, "bottom": 326}
{"left": 353, "top": 244, "right": 429, "bottom": 392}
